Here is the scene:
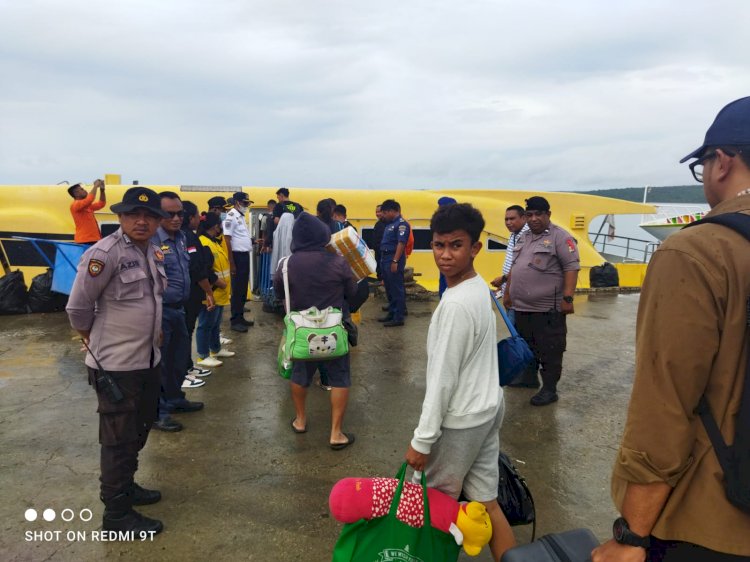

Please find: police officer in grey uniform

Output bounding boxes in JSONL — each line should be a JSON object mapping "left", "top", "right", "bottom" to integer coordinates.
{"left": 66, "top": 187, "right": 169, "bottom": 534}
{"left": 503, "top": 196, "right": 580, "bottom": 406}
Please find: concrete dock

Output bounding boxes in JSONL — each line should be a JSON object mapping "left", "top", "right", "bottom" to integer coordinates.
{"left": 0, "top": 292, "right": 640, "bottom": 561}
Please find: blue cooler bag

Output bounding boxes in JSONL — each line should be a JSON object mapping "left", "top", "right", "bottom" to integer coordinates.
{"left": 490, "top": 290, "right": 535, "bottom": 386}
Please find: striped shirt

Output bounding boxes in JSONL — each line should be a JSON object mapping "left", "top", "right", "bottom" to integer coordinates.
{"left": 500, "top": 224, "right": 529, "bottom": 297}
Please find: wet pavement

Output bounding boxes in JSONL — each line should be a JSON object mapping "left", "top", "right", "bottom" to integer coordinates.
{"left": 0, "top": 291, "right": 640, "bottom": 561}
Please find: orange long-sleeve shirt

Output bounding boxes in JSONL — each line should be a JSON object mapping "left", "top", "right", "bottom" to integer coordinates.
{"left": 70, "top": 193, "right": 105, "bottom": 243}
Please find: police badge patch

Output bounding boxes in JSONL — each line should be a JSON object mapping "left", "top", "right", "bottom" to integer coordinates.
{"left": 88, "top": 259, "right": 105, "bottom": 277}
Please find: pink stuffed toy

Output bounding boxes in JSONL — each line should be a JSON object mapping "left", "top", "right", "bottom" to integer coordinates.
{"left": 330, "top": 477, "right": 458, "bottom": 531}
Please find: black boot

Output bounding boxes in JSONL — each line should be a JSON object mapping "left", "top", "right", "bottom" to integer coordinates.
{"left": 102, "top": 492, "right": 164, "bottom": 535}
{"left": 130, "top": 482, "right": 162, "bottom": 505}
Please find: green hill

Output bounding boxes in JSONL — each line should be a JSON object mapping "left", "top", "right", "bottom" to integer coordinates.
{"left": 580, "top": 185, "right": 704, "bottom": 203}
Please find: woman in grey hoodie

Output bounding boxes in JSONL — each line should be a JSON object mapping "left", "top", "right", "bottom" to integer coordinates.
{"left": 273, "top": 212, "right": 358, "bottom": 450}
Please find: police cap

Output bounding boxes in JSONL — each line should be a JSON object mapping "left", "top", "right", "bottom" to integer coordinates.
{"left": 110, "top": 187, "right": 169, "bottom": 217}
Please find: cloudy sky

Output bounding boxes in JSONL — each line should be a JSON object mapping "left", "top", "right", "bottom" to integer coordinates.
{"left": 2, "top": 0, "right": 750, "bottom": 191}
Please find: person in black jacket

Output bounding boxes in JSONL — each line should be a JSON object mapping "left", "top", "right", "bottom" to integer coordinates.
{"left": 181, "top": 202, "right": 216, "bottom": 385}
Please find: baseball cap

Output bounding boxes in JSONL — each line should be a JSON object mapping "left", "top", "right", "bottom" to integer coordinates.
{"left": 207, "top": 196, "right": 231, "bottom": 209}
{"left": 110, "top": 187, "right": 169, "bottom": 217}
{"left": 233, "top": 191, "right": 254, "bottom": 205}
{"left": 680, "top": 96, "right": 750, "bottom": 163}
{"left": 525, "top": 196, "right": 550, "bottom": 212}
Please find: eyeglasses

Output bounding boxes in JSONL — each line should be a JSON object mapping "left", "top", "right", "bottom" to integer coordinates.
{"left": 689, "top": 148, "right": 737, "bottom": 183}
{"left": 165, "top": 210, "right": 184, "bottom": 218}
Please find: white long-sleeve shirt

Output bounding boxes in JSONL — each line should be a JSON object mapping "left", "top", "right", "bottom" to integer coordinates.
{"left": 411, "top": 274, "right": 503, "bottom": 454}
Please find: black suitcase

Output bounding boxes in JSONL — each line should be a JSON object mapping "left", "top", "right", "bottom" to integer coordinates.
{"left": 501, "top": 528, "right": 599, "bottom": 562}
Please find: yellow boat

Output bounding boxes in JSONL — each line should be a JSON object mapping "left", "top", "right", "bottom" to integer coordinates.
{"left": 0, "top": 175, "right": 655, "bottom": 291}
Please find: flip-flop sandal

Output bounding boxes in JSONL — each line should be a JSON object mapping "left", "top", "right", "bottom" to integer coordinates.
{"left": 291, "top": 417, "right": 307, "bottom": 434}
{"left": 330, "top": 432, "right": 355, "bottom": 450}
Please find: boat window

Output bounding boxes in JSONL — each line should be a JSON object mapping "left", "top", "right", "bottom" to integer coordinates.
{"left": 0, "top": 239, "right": 57, "bottom": 267}
{"left": 101, "top": 223, "right": 120, "bottom": 237}
{"left": 487, "top": 238, "right": 508, "bottom": 251}
{"left": 360, "top": 227, "right": 433, "bottom": 251}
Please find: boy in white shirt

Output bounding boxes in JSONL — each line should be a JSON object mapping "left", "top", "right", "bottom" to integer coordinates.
{"left": 405, "top": 203, "right": 515, "bottom": 561}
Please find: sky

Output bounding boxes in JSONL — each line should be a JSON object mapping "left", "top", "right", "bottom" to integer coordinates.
{"left": 2, "top": 0, "right": 750, "bottom": 191}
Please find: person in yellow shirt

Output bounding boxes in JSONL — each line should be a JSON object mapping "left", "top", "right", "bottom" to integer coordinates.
{"left": 195, "top": 214, "right": 234, "bottom": 368}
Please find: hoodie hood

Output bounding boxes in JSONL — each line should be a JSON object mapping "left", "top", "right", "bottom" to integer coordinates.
{"left": 291, "top": 211, "right": 331, "bottom": 252}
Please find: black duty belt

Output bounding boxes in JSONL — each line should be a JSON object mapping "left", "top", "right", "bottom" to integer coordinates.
{"left": 163, "top": 302, "right": 185, "bottom": 309}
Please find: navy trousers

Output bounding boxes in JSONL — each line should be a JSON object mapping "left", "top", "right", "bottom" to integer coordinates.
{"left": 381, "top": 256, "right": 406, "bottom": 322}
{"left": 158, "top": 306, "right": 190, "bottom": 419}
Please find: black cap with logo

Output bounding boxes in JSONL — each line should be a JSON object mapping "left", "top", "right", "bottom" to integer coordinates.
{"left": 110, "top": 187, "right": 169, "bottom": 217}
{"left": 233, "top": 191, "right": 254, "bottom": 205}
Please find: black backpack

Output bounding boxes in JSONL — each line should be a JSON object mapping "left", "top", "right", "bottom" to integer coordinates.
{"left": 685, "top": 213, "right": 750, "bottom": 514}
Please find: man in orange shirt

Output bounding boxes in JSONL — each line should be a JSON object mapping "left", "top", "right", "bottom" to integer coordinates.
{"left": 68, "top": 179, "right": 106, "bottom": 244}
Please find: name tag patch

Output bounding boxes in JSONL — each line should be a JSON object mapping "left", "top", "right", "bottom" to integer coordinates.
{"left": 119, "top": 260, "right": 140, "bottom": 271}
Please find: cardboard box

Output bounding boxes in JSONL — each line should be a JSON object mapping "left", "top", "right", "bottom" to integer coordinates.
{"left": 326, "top": 226, "right": 376, "bottom": 281}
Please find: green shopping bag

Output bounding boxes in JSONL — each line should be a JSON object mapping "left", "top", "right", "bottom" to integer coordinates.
{"left": 331, "top": 463, "right": 461, "bottom": 562}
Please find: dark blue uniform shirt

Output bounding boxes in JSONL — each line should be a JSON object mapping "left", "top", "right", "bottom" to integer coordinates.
{"left": 152, "top": 227, "right": 190, "bottom": 304}
{"left": 380, "top": 215, "right": 410, "bottom": 255}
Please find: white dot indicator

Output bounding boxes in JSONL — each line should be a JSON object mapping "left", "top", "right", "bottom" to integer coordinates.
{"left": 24, "top": 509, "right": 38, "bottom": 522}
{"left": 43, "top": 509, "right": 56, "bottom": 522}
{"left": 61, "top": 509, "right": 75, "bottom": 522}
{"left": 79, "top": 509, "right": 93, "bottom": 522}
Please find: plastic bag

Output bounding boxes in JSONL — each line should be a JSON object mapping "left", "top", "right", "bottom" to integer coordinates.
{"left": 0, "top": 270, "right": 29, "bottom": 315}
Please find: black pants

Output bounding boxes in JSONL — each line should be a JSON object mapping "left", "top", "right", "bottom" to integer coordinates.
{"left": 514, "top": 311, "right": 567, "bottom": 391}
{"left": 90, "top": 366, "right": 160, "bottom": 502}
{"left": 230, "top": 251, "right": 250, "bottom": 323}
{"left": 649, "top": 537, "right": 750, "bottom": 561}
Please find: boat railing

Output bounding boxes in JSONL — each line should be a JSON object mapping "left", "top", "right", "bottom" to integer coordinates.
{"left": 640, "top": 204, "right": 707, "bottom": 226}
{"left": 589, "top": 231, "right": 658, "bottom": 264}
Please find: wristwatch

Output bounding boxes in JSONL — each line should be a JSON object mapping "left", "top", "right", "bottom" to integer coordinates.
{"left": 562, "top": 295, "right": 574, "bottom": 304}
{"left": 392, "top": 260, "right": 398, "bottom": 263}
{"left": 613, "top": 517, "right": 650, "bottom": 549}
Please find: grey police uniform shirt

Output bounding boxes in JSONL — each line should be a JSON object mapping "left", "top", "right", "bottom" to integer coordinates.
{"left": 223, "top": 208, "right": 252, "bottom": 252}
{"left": 509, "top": 222, "right": 580, "bottom": 312}
{"left": 66, "top": 228, "right": 167, "bottom": 372}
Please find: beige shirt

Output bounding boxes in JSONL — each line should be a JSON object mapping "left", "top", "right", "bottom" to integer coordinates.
{"left": 66, "top": 228, "right": 167, "bottom": 372}
{"left": 509, "top": 223, "right": 580, "bottom": 312}
{"left": 612, "top": 195, "right": 750, "bottom": 555}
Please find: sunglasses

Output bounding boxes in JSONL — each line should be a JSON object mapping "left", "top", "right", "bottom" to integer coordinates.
{"left": 165, "top": 210, "right": 185, "bottom": 218}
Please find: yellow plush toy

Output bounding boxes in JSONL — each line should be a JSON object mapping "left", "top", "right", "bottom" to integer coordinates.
{"left": 454, "top": 502, "right": 493, "bottom": 556}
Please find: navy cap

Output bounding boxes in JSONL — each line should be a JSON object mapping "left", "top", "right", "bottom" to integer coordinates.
{"left": 233, "top": 191, "right": 254, "bottom": 204}
{"left": 525, "top": 196, "right": 550, "bottom": 212}
{"left": 110, "top": 187, "right": 169, "bottom": 217}
{"left": 680, "top": 96, "right": 750, "bottom": 163}
{"left": 437, "top": 196, "right": 457, "bottom": 207}
{"left": 207, "top": 196, "right": 231, "bottom": 209}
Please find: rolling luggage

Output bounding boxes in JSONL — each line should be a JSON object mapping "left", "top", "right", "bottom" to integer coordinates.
{"left": 500, "top": 528, "right": 599, "bottom": 562}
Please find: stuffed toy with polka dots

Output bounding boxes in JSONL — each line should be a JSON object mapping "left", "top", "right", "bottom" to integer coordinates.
{"left": 329, "top": 477, "right": 492, "bottom": 556}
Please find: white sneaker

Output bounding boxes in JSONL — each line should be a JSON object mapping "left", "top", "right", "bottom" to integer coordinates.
{"left": 219, "top": 335, "right": 233, "bottom": 345}
{"left": 182, "top": 375, "right": 206, "bottom": 389}
{"left": 211, "top": 349, "right": 235, "bottom": 358}
{"left": 196, "top": 356, "right": 223, "bottom": 368}
{"left": 187, "top": 366, "right": 212, "bottom": 378}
